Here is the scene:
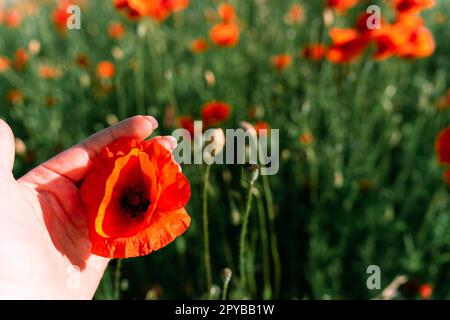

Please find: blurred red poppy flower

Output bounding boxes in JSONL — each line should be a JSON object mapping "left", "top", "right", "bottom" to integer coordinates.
{"left": 443, "top": 170, "right": 450, "bottom": 188}
{"left": 395, "top": 23, "right": 435, "bottom": 59}
{"left": 393, "top": 0, "right": 435, "bottom": 14}
{"left": 53, "top": 3, "right": 71, "bottom": 31}
{"left": 108, "top": 22, "right": 125, "bottom": 39}
{"left": 326, "top": 0, "right": 359, "bottom": 12}
{"left": 202, "top": 101, "right": 231, "bottom": 127}
{"left": 114, "top": 0, "right": 141, "bottom": 18}
{"left": 371, "top": 25, "right": 403, "bottom": 60}
{"left": 96, "top": 61, "right": 116, "bottom": 79}
{"left": 0, "top": 56, "right": 10, "bottom": 73}
{"left": 6, "top": 89, "right": 24, "bottom": 105}
{"left": 209, "top": 23, "right": 240, "bottom": 47}
{"left": 38, "top": 64, "right": 61, "bottom": 79}
{"left": 327, "top": 28, "right": 371, "bottom": 63}
{"left": 254, "top": 121, "right": 270, "bottom": 135}
{"left": 436, "top": 89, "right": 450, "bottom": 111}
{"left": 218, "top": 3, "right": 236, "bottom": 23}
{"left": 300, "top": 133, "right": 314, "bottom": 145}
{"left": 418, "top": 283, "right": 433, "bottom": 299}
{"left": 14, "top": 48, "right": 28, "bottom": 71}
{"left": 369, "top": 13, "right": 435, "bottom": 60}
{"left": 80, "top": 137, "right": 191, "bottom": 258}
{"left": 170, "top": 0, "right": 189, "bottom": 12}
{"left": 271, "top": 54, "right": 293, "bottom": 71}
{"left": 435, "top": 126, "right": 450, "bottom": 165}
{"left": 191, "top": 38, "right": 209, "bottom": 53}
{"left": 301, "top": 44, "right": 328, "bottom": 61}
{"left": 178, "top": 115, "right": 195, "bottom": 137}
{"left": 4, "top": 10, "right": 21, "bottom": 28}
{"left": 118, "top": 0, "right": 189, "bottom": 21}
{"left": 75, "top": 54, "right": 90, "bottom": 68}
{"left": 285, "top": 4, "right": 304, "bottom": 24}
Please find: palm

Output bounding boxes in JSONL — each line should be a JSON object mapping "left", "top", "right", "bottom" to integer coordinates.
{"left": 0, "top": 116, "right": 172, "bottom": 299}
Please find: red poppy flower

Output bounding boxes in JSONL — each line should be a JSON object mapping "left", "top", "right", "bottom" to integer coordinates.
{"left": 114, "top": 0, "right": 129, "bottom": 9}
{"left": 218, "top": 3, "right": 236, "bottom": 23}
{"left": 6, "top": 89, "right": 24, "bottom": 105}
{"left": 271, "top": 54, "right": 293, "bottom": 71}
{"left": 370, "top": 13, "right": 434, "bottom": 60}
{"left": 14, "top": 48, "right": 28, "bottom": 71}
{"left": 53, "top": 4, "right": 71, "bottom": 30}
{"left": 327, "top": 28, "right": 371, "bottom": 63}
{"left": 178, "top": 115, "right": 195, "bottom": 137}
{"left": 0, "top": 56, "right": 10, "bottom": 73}
{"left": 254, "top": 121, "right": 270, "bottom": 135}
{"left": 170, "top": 0, "right": 189, "bottom": 12}
{"left": 395, "top": 24, "right": 435, "bottom": 59}
{"left": 326, "top": 0, "right": 359, "bottom": 12}
{"left": 128, "top": 0, "right": 170, "bottom": 21}
{"left": 114, "top": 0, "right": 141, "bottom": 18}
{"left": 443, "top": 170, "right": 450, "bottom": 188}
{"left": 209, "top": 23, "right": 240, "bottom": 47}
{"left": 96, "top": 61, "right": 116, "bottom": 79}
{"left": 418, "top": 283, "right": 433, "bottom": 299}
{"left": 201, "top": 101, "right": 231, "bottom": 127}
{"left": 299, "top": 133, "right": 314, "bottom": 145}
{"left": 435, "top": 126, "right": 450, "bottom": 165}
{"left": 38, "top": 64, "right": 61, "bottom": 79}
{"left": 80, "top": 137, "right": 191, "bottom": 258}
{"left": 75, "top": 54, "right": 90, "bottom": 68}
{"left": 108, "top": 22, "right": 125, "bottom": 39}
{"left": 393, "top": 0, "right": 435, "bottom": 15}
{"left": 285, "top": 4, "right": 304, "bottom": 24}
{"left": 301, "top": 44, "right": 328, "bottom": 61}
{"left": 4, "top": 10, "right": 21, "bottom": 28}
{"left": 436, "top": 89, "right": 450, "bottom": 111}
{"left": 123, "top": 0, "right": 189, "bottom": 21}
{"left": 191, "top": 38, "right": 209, "bottom": 53}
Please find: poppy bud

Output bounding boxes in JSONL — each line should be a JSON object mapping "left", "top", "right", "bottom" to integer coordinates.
{"left": 221, "top": 268, "right": 232, "bottom": 283}
{"left": 203, "top": 128, "right": 225, "bottom": 164}
{"left": 244, "top": 163, "right": 260, "bottom": 183}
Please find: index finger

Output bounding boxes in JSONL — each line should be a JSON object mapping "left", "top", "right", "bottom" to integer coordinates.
{"left": 20, "top": 116, "right": 158, "bottom": 185}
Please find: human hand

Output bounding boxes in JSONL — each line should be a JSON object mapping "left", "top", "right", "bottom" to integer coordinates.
{"left": 0, "top": 116, "right": 177, "bottom": 299}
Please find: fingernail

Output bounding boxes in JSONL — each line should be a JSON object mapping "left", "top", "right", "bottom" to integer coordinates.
{"left": 165, "top": 136, "right": 177, "bottom": 149}
{"left": 145, "top": 116, "right": 158, "bottom": 129}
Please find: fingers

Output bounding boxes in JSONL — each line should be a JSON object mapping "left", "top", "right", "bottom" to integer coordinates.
{"left": 81, "top": 116, "right": 158, "bottom": 159}
{"left": 150, "top": 136, "right": 182, "bottom": 172}
{"left": 19, "top": 116, "right": 158, "bottom": 184}
{"left": 151, "top": 136, "right": 178, "bottom": 152}
{"left": 0, "top": 119, "right": 15, "bottom": 174}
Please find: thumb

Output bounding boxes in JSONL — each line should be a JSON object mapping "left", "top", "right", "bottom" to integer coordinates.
{"left": 0, "top": 119, "right": 15, "bottom": 173}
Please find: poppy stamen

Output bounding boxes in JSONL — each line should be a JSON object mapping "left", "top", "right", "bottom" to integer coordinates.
{"left": 119, "top": 186, "right": 150, "bottom": 218}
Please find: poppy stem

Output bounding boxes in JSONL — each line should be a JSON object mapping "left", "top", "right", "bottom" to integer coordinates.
{"left": 239, "top": 180, "right": 254, "bottom": 298}
{"left": 262, "top": 174, "right": 282, "bottom": 299}
{"left": 202, "top": 164, "right": 213, "bottom": 295}
{"left": 114, "top": 259, "right": 123, "bottom": 300}
{"left": 255, "top": 189, "right": 272, "bottom": 299}
{"left": 221, "top": 272, "right": 231, "bottom": 300}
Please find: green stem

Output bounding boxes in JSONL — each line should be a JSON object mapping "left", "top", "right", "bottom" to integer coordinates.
{"left": 202, "top": 164, "right": 213, "bottom": 295}
{"left": 239, "top": 181, "right": 254, "bottom": 297}
{"left": 222, "top": 276, "right": 231, "bottom": 300}
{"left": 256, "top": 191, "right": 272, "bottom": 299}
{"left": 262, "top": 174, "right": 282, "bottom": 298}
{"left": 114, "top": 259, "right": 123, "bottom": 300}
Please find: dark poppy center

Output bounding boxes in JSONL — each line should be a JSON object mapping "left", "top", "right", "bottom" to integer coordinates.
{"left": 119, "top": 186, "right": 150, "bottom": 218}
